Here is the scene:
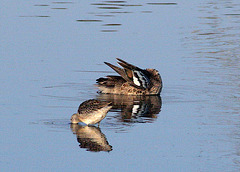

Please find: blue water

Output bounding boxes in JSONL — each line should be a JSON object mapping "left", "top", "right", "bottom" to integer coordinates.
{"left": 1, "top": 0, "right": 240, "bottom": 171}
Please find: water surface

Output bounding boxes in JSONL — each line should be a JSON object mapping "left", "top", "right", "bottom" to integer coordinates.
{"left": 1, "top": 0, "right": 240, "bottom": 171}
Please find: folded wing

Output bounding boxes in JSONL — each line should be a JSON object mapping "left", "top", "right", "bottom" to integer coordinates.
{"left": 104, "top": 58, "right": 151, "bottom": 89}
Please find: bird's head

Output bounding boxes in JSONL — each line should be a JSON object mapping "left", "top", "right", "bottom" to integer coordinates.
{"left": 70, "top": 113, "right": 81, "bottom": 124}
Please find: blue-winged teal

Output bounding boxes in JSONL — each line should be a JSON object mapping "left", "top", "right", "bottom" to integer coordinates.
{"left": 71, "top": 99, "right": 112, "bottom": 125}
{"left": 96, "top": 58, "right": 162, "bottom": 95}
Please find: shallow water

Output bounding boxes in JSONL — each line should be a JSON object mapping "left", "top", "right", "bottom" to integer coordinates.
{"left": 1, "top": 0, "right": 240, "bottom": 171}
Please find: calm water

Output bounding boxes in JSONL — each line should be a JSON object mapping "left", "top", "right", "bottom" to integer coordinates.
{"left": 1, "top": 0, "right": 240, "bottom": 171}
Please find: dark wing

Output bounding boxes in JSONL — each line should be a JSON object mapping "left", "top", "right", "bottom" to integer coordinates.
{"left": 132, "top": 70, "right": 150, "bottom": 89}
{"left": 103, "top": 59, "right": 151, "bottom": 89}
{"left": 116, "top": 58, "right": 151, "bottom": 89}
{"left": 104, "top": 62, "right": 133, "bottom": 83}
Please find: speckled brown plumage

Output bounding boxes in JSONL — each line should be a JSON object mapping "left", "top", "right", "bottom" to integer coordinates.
{"left": 96, "top": 58, "right": 163, "bottom": 95}
{"left": 78, "top": 99, "right": 112, "bottom": 115}
{"left": 71, "top": 99, "right": 112, "bottom": 125}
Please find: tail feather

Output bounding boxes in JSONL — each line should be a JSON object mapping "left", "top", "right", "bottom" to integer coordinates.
{"left": 102, "top": 58, "right": 151, "bottom": 90}
{"left": 96, "top": 75, "right": 125, "bottom": 87}
{"left": 104, "top": 62, "right": 132, "bottom": 83}
{"left": 116, "top": 58, "right": 141, "bottom": 70}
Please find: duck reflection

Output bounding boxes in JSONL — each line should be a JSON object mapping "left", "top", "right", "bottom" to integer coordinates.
{"left": 96, "top": 94, "right": 162, "bottom": 123}
{"left": 70, "top": 124, "right": 112, "bottom": 152}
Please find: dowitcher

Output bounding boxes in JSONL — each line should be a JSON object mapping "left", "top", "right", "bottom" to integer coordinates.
{"left": 71, "top": 99, "right": 112, "bottom": 126}
{"left": 96, "top": 58, "right": 162, "bottom": 95}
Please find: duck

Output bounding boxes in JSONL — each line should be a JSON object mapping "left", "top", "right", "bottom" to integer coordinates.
{"left": 70, "top": 99, "right": 112, "bottom": 126}
{"left": 96, "top": 58, "right": 162, "bottom": 95}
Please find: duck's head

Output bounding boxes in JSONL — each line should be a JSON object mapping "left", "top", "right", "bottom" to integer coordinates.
{"left": 146, "top": 68, "right": 162, "bottom": 95}
{"left": 70, "top": 113, "right": 81, "bottom": 124}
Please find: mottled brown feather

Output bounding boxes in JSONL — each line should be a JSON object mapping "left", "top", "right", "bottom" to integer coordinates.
{"left": 78, "top": 99, "right": 112, "bottom": 114}
{"left": 96, "top": 58, "right": 163, "bottom": 95}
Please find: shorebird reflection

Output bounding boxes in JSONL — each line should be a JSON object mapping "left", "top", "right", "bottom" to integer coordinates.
{"left": 70, "top": 124, "right": 112, "bottom": 152}
{"left": 96, "top": 94, "right": 162, "bottom": 123}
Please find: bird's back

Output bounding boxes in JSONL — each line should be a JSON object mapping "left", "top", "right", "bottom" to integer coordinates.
{"left": 78, "top": 99, "right": 111, "bottom": 115}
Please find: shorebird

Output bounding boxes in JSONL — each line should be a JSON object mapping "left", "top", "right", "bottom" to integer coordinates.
{"left": 71, "top": 99, "right": 112, "bottom": 126}
{"left": 96, "top": 58, "right": 162, "bottom": 95}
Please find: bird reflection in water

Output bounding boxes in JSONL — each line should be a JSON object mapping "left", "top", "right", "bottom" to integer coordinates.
{"left": 70, "top": 124, "right": 112, "bottom": 152}
{"left": 96, "top": 94, "right": 162, "bottom": 123}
